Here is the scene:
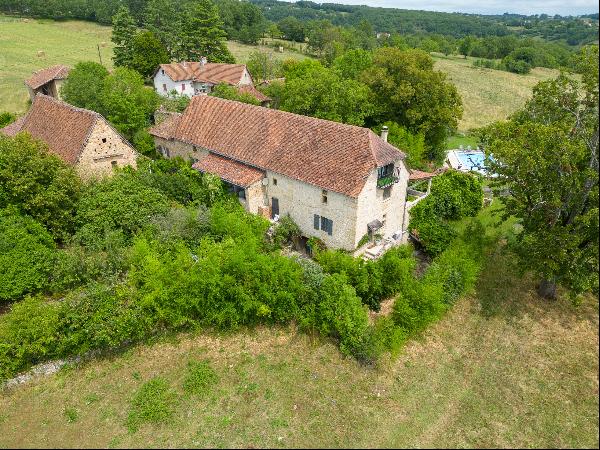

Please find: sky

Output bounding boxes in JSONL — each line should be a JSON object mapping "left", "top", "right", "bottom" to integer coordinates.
{"left": 290, "top": 0, "right": 599, "bottom": 16}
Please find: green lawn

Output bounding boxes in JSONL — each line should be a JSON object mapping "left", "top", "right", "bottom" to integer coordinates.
{"left": 0, "top": 17, "right": 114, "bottom": 114}
{"left": 432, "top": 53, "right": 559, "bottom": 132}
{"left": 1, "top": 204, "right": 597, "bottom": 447}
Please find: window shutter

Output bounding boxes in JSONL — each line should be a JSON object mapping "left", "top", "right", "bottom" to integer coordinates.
{"left": 327, "top": 218, "right": 333, "bottom": 236}
{"left": 314, "top": 214, "right": 320, "bottom": 230}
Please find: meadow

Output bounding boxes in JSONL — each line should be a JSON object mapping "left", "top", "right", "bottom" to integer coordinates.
{"left": 2, "top": 16, "right": 558, "bottom": 134}
{"left": 0, "top": 236, "right": 597, "bottom": 448}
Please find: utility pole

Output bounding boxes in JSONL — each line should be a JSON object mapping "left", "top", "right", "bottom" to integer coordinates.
{"left": 97, "top": 44, "right": 103, "bottom": 66}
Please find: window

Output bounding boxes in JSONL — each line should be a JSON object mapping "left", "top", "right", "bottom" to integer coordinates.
{"left": 101, "top": 137, "right": 107, "bottom": 143}
{"left": 377, "top": 163, "right": 394, "bottom": 178}
{"left": 314, "top": 214, "right": 333, "bottom": 235}
{"left": 111, "top": 161, "right": 117, "bottom": 168}
{"left": 161, "top": 69, "right": 165, "bottom": 75}
{"left": 273, "top": 178, "right": 277, "bottom": 186}
{"left": 321, "top": 216, "right": 333, "bottom": 236}
{"left": 382, "top": 214, "right": 387, "bottom": 228}
{"left": 322, "top": 189, "right": 328, "bottom": 204}
{"left": 163, "top": 83, "right": 167, "bottom": 92}
{"left": 383, "top": 186, "right": 392, "bottom": 200}
{"left": 181, "top": 83, "right": 186, "bottom": 91}
{"left": 271, "top": 197, "right": 279, "bottom": 218}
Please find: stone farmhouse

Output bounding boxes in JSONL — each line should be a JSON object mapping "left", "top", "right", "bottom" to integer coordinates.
{"left": 153, "top": 59, "right": 270, "bottom": 105}
{"left": 149, "top": 95, "right": 409, "bottom": 250}
{"left": 0, "top": 94, "right": 138, "bottom": 178}
{"left": 24, "top": 65, "right": 70, "bottom": 102}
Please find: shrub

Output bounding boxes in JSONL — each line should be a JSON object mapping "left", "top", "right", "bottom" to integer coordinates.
{"left": 0, "top": 296, "right": 61, "bottom": 380}
{"left": 272, "top": 214, "right": 301, "bottom": 248}
{"left": 126, "top": 377, "right": 178, "bottom": 432}
{"left": 366, "top": 316, "right": 408, "bottom": 359}
{"left": 183, "top": 360, "right": 218, "bottom": 396}
{"left": 409, "top": 200, "right": 456, "bottom": 256}
{"left": 75, "top": 171, "right": 170, "bottom": 248}
{"left": 0, "top": 209, "right": 56, "bottom": 302}
{"left": 0, "top": 133, "right": 81, "bottom": 240}
{"left": 0, "top": 111, "right": 16, "bottom": 128}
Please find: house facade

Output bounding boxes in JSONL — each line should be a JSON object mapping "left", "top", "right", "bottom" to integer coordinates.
{"left": 149, "top": 96, "right": 409, "bottom": 251}
{"left": 0, "top": 94, "right": 138, "bottom": 179}
{"left": 153, "top": 59, "right": 269, "bottom": 104}
{"left": 24, "top": 65, "right": 70, "bottom": 102}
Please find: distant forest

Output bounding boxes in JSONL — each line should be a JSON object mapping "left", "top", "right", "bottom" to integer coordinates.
{"left": 0, "top": 0, "right": 597, "bottom": 46}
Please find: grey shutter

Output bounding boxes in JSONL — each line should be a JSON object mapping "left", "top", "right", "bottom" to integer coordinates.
{"left": 314, "top": 214, "right": 320, "bottom": 230}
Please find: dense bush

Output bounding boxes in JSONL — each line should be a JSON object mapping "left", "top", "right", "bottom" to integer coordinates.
{"left": 409, "top": 170, "right": 483, "bottom": 255}
{"left": 75, "top": 171, "right": 170, "bottom": 248}
{"left": 0, "top": 134, "right": 81, "bottom": 240}
{"left": 0, "top": 209, "right": 56, "bottom": 302}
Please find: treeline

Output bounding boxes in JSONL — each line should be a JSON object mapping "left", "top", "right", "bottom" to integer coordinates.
{"left": 0, "top": 130, "right": 490, "bottom": 382}
{"left": 249, "top": 0, "right": 598, "bottom": 45}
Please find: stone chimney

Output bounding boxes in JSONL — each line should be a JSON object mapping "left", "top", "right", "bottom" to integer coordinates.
{"left": 200, "top": 56, "right": 207, "bottom": 67}
{"left": 381, "top": 125, "right": 389, "bottom": 143}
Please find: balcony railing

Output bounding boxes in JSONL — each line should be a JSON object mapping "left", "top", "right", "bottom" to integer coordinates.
{"left": 377, "top": 175, "right": 398, "bottom": 189}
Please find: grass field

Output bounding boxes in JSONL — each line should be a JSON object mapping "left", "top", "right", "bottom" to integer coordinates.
{"left": 0, "top": 17, "right": 309, "bottom": 115}
{"left": 0, "top": 17, "right": 114, "bottom": 114}
{"left": 1, "top": 221, "right": 597, "bottom": 448}
{"left": 432, "top": 53, "right": 559, "bottom": 132}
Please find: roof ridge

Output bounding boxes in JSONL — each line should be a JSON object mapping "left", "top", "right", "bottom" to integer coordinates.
{"left": 33, "top": 93, "right": 101, "bottom": 120}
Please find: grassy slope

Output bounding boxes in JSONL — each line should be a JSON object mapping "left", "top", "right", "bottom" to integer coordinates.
{"left": 1, "top": 215, "right": 597, "bottom": 447}
{"left": 0, "top": 17, "right": 308, "bottom": 115}
{"left": 0, "top": 17, "right": 115, "bottom": 114}
{"left": 432, "top": 53, "right": 559, "bottom": 132}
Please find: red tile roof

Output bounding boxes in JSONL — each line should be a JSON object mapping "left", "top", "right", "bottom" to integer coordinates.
{"left": 158, "top": 62, "right": 248, "bottom": 85}
{"left": 25, "top": 65, "right": 70, "bottom": 90}
{"left": 408, "top": 168, "right": 446, "bottom": 181}
{"left": 151, "top": 112, "right": 182, "bottom": 140}
{"left": 0, "top": 94, "right": 132, "bottom": 166}
{"left": 237, "top": 85, "right": 271, "bottom": 103}
{"left": 150, "top": 95, "right": 405, "bottom": 197}
{"left": 192, "top": 153, "right": 265, "bottom": 187}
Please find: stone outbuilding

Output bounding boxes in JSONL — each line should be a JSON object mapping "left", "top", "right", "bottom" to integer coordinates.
{"left": 149, "top": 95, "right": 409, "bottom": 251}
{"left": 24, "top": 65, "right": 70, "bottom": 102}
{"left": 0, "top": 94, "right": 138, "bottom": 179}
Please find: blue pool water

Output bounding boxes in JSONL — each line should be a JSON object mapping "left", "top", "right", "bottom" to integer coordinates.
{"left": 456, "top": 150, "right": 486, "bottom": 172}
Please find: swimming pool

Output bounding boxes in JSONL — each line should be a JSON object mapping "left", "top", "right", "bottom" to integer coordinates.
{"left": 447, "top": 150, "right": 489, "bottom": 175}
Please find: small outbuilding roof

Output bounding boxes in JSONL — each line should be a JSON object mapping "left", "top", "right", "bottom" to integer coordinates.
{"left": 25, "top": 65, "right": 70, "bottom": 90}
{"left": 192, "top": 153, "right": 265, "bottom": 188}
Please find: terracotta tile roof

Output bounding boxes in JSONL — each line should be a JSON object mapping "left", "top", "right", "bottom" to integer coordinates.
{"left": 151, "top": 112, "right": 182, "bottom": 139}
{"left": 149, "top": 96, "right": 405, "bottom": 197}
{"left": 408, "top": 167, "right": 447, "bottom": 181}
{"left": 0, "top": 116, "right": 26, "bottom": 136}
{"left": 192, "top": 153, "right": 265, "bottom": 187}
{"left": 237, "top": 85, "right": 271, "bottom": 103}
{"left": 158, "top": 62, "right": 248, "bottom": 85}
{"left": 25, "top": 65, "right": 70, "bottom": 90}
{"left": 0, "top": 94, "right": 133, "bottom": 166}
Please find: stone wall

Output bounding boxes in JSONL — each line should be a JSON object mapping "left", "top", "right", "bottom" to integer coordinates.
{"left": 76, "top": 119, "right": 137, "bottom": 179}
{"left": 245, "top": 180, "right": 267, "bottom": 214}
{"left": 153, "top": 136, "right": 207, "bottom": 162}
{"left": 355, "top": 157, "right": 409, "bottom": 246}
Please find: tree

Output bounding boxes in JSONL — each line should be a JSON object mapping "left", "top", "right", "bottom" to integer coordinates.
{"left": 374, "top": 122, "right": 426, "bottom": 169}
{"left": 0, "top": 112, "right": 16, "bottom": 128}
{"left": 130, "top": 30, "right": 170, "bottom": 79}
{"left": 210, "top": 83, "right": 260, "bottom": 105}
{"left": 177, "top": 0, "right": 234, "bottom": 63}
{"left": 332, "top": 49, "right": 373, "bottom": 80}
{"left": 479, "top": 47, "right": 599, "bottom": 299}
{"left": 0, "top": 133, "right": 81, "bottom": 240}
{"left": 278, "top": 16, "right": 305, "bottom": 43}
{"left": 111, "top": 5, "right": 137, "bottom": 67}
{"left": 60, "top": 61, "right": 109, "bottom": 112}
{"left": 0, "top": 208, "right": 56, "bottom": 302}
{"left": 100, "top": 67, "right": 160, "bottom": 140}
{"left": 143, "top": 0, "right": 181, "bottom": 57}
{"left": 246, "top": 51, "right": 282, "bottom": 83}
{"left": 361, "top": 48, "right": 463, "bottom": 163}
{"left": 279, "top": 61, "right": 376, "bottom": 126}
{"left": 458, "top": 36, "right": 475, "bottom": 58}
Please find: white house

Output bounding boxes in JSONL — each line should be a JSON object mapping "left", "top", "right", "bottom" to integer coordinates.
{"left": 149, "top": 96, "right": 409, "bottom": 251}
{"left": 153, "top": 58, "right": 269, "bottom": 104}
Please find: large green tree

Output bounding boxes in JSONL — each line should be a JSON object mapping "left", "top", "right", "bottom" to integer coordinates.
{"left": 0, "top": 133, "right": 81, "bottom": 240}
{"left": 143, "top": 0, "right": 181, "bottom": 57}
{"left": 177, "top": 0, "right": 234, "bottom": 63}
{"left": 60, "top": 61, "right": 109, "bottom": 112}
{"left": 480, "top": 46, "right": 599, "bottom": 300}
{"left": 130, "top": 30, "right": 170, "bottom": 79}
{"left": 111, "top": 5, "right": 137, "bottom": 67}
{"left": 361, "top": 48, "right": 463, "bottom": 162}
{"left": 100, "top": 67, "right": 160, "bottom": 140}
